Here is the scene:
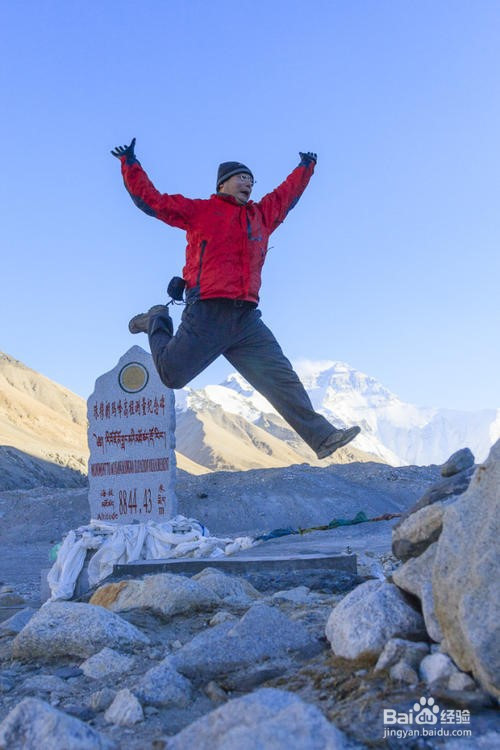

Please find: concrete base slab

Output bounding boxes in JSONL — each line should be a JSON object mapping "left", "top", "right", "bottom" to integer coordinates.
{"left": 114, "top": 550, "right": 358, "bottom": 593}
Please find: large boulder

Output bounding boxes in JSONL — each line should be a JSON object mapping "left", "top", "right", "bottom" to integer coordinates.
{"left": 0, "top": 698, "right": 116, "bottom": 749}
{"left": 392, "top": 503, "right": 445, "bottom": 561}
{"left": 13, "top": 602, "right": 150, "bottom": 661}
{"left": 89, "top": 573, "right": 220, "bottom": 620}
{"left": 170, "top": 602, "right": 320, "bottom": 686}
{"left": 191, "top": 568, "right": 261, "bottom": 604}
{"left": 392, "top": 543, "right": 443, "bottom": 642}
{"left": 396, "top": 466, "right": 475, "bottom": 525}
{"left": 325, "top": 580, "right": 426, "bottom": 660}
{"left": 433, "top": 440, "right": 500, "bottom": 698}
{"left": 165, "top": 688, "right": 350, "bottom": 750}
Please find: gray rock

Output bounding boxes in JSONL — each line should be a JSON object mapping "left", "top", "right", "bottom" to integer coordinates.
{"left": 392, "top": 543, "right": 443, "bottom": 642}
{"left": 88, "top": 688, "right": 117, "bottom": 712}
{"left": 441, "top": 447, "right": 475, "bottom": 477}
{"left": 135, "top": 660, "right": 192, "bottom": 707}
{"left": 21, "top": 674, "right": 71, "bottom": 696}
{"left": 204, "top": 680, "right": 228, "bottom": 703}
{"left": 192, "top": 567, "right": 261, "bottom": 603}
{"left": 392, "top": 504, "right": 445, "bottom": 561}
{"left": 165, "top": 687, "right": 350, "bottom": 750}
{"left": 443, "top": 732, "right": 500, "bottom": 750}
{"left": 427, "top": 466, "right": 476, "bottom": 503}
{"left": 325, "top": 580, "right": 426, "bottom": 660}
{"left": 419, "top": 652, "right": 459, "bottom": 685}
{"left": 80, "top": 647, "right": 135, "bottom": 679}
{"left": 208, "top": 610, "right": 238, "bottom": 626}
{"left": 389, "top": 660, "right": 419, "bottom": 684}
{"left": 0, "top": 675, "right": 15, "bottom": 693}
{"left": 448, "top": 671, "right": 476, "bottom": 691}
{"left": 272, "top": 585, "right": 313, "bottom": 604}
{"left": 53, "top": 666, "right": 83, "bottom": 679}
{"left": 104, "top": 688, "right": 143, "bottom": 726}
{"left": 90, "top": 573, "right": 220, "bottom": 620}
{"left": 12, "top": 602, "right": 150, "bottom": 661}
{"left": 0, "top": 697, "right": 116, "bottom": 749}
{"left": 0, "top": 592, "right": 25, "bottom": 607}
{"left": 374, "top": 638, "right": 429, "bottom": 672}
{"left": 0, "top": 607, "right": 37, "bottom": 635}
{"left": 398, "top": 466, "right": 475, "bottom": 523}
{"left": 171, "top": 602, "right": 320, "bottom": 684}
{"left": 63, "top": 704, "right": 94, "bottom": 722}
{"left": 433, "top": 439, "right": 500, "bottom": 698}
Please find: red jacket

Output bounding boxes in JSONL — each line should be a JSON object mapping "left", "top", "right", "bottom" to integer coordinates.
{"left": 120, "top": 158, "right": 315, "bottom": 303}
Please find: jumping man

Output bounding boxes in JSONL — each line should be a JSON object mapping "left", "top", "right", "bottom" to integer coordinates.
{"left": 111, "top": 138, "right": 360, "bottom": 459}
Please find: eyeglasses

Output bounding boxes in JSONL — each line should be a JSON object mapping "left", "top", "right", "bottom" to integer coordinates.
{"left": 236, "top": 173, "right": 255, "bottom": 185}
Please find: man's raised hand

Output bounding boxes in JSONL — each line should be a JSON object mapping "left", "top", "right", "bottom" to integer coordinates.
{"left": 299, "top": 152, "right": 317, "bottom": 166}
{"left": 111, "top": 138, "right": 137, "bottom": 162}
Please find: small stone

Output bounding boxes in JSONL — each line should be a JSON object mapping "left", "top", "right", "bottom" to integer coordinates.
{"left": 63, "top": 704, "right": 95, "bottom": 721}
{"left": 80, "top": 647, "right": 135, "bottom": 679}
{"left": 0, "top": 675, "right": 15, "bottom": 693}
{"left": 21, "top": 674, "right": 71, "bottom": 696}
{"left": 209, "top": 611, "right": 238, "bottom": 627}
{"left": 89, "top": 688, "right": 117, "bottom": 712}
{"left": 448, "top": 672, "right": 476, "bottom": 691}
{"left": 0, "top": 608, "right": 37, "bottom": 635}
{"left": 0, "top": 593, "right": 26, "bottom": 607}
{"left": 390, "top": 659, "right": 419, "bottom": 684}
{"left": 53, "top": 666, "right": 83, "bottom": 680}
{"left": 441, "top": 448, "right": 475, "bottom": 477}
{"left": 375, "top": 638, "right": 429, "bottom": 672}
{"left": 104, "top": 688, "right": 144, "bottom": 726}
{"left": 171, "top": 640, "right": 182, "bottom": 650}
{"left": 272, "top": 586, "right": 312, "bottom": 604}
{"left": 420, "top": 653, "right": 459, "bottom": 685}
{"left": 135, "top": 659, "right": 192, "bottom": 708}
{"left": 204, "top": 680, "right": 228, "bottom": 703}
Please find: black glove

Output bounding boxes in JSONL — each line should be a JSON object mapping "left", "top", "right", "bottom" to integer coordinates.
{"left": 111, "top": 137, "right": 137, "bottom": 164}
{"left": 299, "top": 151, "right": 317, "bottom": 166}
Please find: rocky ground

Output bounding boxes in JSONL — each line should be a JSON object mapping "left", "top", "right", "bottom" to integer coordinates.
{"left": 0, "top": 453, "right": 498, "bottom": 749}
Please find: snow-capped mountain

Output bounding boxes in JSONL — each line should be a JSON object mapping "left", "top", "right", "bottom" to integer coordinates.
{"left": 176, "top": 360, "right": 499, "bottom": 467}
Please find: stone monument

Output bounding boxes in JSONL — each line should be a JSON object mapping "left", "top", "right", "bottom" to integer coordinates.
{"left": 87, "top": 346, "right": 176, "bottom": 523}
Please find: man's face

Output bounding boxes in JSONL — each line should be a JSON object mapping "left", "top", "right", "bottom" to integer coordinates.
{"left": 219, "top": 173, "right": 253, "bottom": 204}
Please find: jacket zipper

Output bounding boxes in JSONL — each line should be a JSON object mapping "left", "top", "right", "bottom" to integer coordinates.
{"left": 196, "top": 240, "right": 207, "bottom": 288}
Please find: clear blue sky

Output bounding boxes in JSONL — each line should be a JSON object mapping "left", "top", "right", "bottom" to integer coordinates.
{"left": 1, "top": 1, "right": 498, "bottom": 410}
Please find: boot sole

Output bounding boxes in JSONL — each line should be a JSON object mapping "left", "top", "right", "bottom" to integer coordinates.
{"left": 316, "top": 426, "right": 361, "bottom": 459}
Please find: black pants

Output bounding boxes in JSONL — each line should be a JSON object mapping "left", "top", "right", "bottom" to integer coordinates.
{"left": 148, "top": 299, "right": 334, "bottom": 454}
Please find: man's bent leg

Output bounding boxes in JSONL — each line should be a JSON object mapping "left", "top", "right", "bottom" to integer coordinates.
{"left": 224, "top": 311, "right": 335, "bottom": 454}
{"left": 148, "top": 304, "right": 225, "bottom": 389}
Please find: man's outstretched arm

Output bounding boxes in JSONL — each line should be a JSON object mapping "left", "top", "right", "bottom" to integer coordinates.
{"left": 257, "top": 152, "right": 317, "bottom": 232}
{"left": 111, "top": 138, "right": 194, "bottom": 230}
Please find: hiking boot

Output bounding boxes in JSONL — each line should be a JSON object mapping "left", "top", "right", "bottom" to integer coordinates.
{"left": 316, "top": 425, "right": 361, "bottom": 459}
{"left": 128, "top": 305, "right": 170, "bottom": 334}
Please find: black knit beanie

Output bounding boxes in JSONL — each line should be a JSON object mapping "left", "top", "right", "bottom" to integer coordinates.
{"left": 216, "top": 161, "right": 253, "bottom": 191}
